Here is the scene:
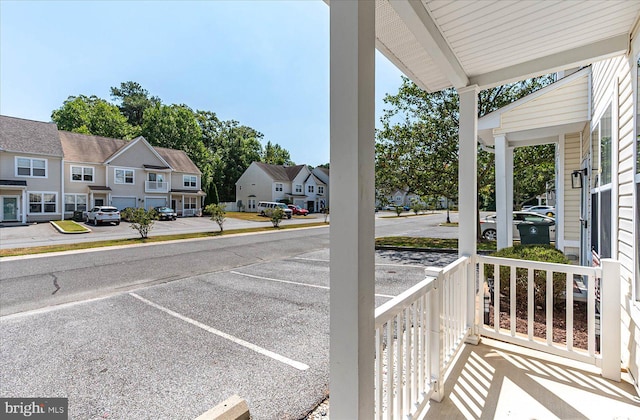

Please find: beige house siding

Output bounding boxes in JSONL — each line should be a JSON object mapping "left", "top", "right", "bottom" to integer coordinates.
{"left": 170, "top": 172, "right": 200, "bottom": 191}
{"left": 108, "top": 139, "right": 167, "bottom": 169}
{"left": 235, "top": 163, "right": 274, "bottom": 212}
{"left": 499, "top": 77, "right": 589, "bottom": 133}
{"left": 563, "top": 133, "right": 581, "bottom": 246}
{"left": 63, "top": 163, "right": 104, "bottom": 193}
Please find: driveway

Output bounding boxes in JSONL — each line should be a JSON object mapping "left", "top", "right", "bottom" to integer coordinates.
{"left": 0, "top": 228, "right": 459, "bottom": 419}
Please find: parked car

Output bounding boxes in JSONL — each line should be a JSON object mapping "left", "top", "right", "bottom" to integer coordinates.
{"left": 480, "top": 211, "right": 555, "bottom": 241}
{"left": 257, "top": 201, "right": 292, "bottom": 219}
{"left": 84, "top": 206, "right": 120, "bottom": 226}
{"left": 154, "top": 206, "right": 177, "bottom": 221}
{"left": 522, "top": 205, "right": 556, "bottom": 217}
{"left": 287, "top": 205, "right": 309, "bottom": 216}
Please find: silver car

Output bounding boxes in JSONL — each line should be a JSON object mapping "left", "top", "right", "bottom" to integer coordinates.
{"left": 522, "top": 205, "right": 556, "bottom": 217}
{"left": 480, "top": 211, "right": 555, "bottom": 241}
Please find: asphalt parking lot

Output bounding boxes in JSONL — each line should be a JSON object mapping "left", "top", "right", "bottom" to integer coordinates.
{"left": 0, "top": 245, "right": 458, "bottom": 419}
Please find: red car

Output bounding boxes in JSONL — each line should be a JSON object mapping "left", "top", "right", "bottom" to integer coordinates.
{"left": 288, "top": 205, "right": 309, "bottom": 216}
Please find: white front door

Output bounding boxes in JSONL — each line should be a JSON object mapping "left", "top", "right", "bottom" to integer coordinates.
{"left": 1, "top": 196, "right": 20, "bottom": 222}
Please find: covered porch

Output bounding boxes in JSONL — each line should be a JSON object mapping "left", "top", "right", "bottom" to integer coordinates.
{"left": 326, "top": 1, "right": 640, "bottom": 418}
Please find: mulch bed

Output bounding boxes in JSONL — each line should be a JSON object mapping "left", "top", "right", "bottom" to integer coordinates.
{"left": 487, "top": 296, "right": 594, "bottom": 351}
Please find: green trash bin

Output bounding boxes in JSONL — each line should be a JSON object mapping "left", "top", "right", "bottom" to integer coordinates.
{"left": 517, "top": 221, "right": 552, "bottom": 245}
{"left": 72, "top": 210, "right": 84, "bottom": 222}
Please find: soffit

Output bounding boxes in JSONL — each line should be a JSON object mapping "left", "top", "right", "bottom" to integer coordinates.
{"left": 372, "top": 0, "right": 639, "bottom": 91}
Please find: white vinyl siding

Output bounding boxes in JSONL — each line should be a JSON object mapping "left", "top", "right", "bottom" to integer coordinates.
{"left": 563, "top": 133, "right": 581, "bottom": 242}
{"left": 500, "top": 76, "right": 589, "bottom": 134}
{"left": 16, "top": 157, "right": 47, "bottom": 178}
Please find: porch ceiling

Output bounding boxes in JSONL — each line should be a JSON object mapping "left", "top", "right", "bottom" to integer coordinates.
{"left": 369, "top": 0, "right": 639, "bottom": 91}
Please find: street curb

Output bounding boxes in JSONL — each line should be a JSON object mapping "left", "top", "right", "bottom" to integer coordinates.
{"left": 49, "top": 221, "right": 91, "bottom": 234}
{"left": 375, "top": 245, "right": 494, "bottom": 255}
{"left": 194, "top": 395, "right": 250, "bottom": 420}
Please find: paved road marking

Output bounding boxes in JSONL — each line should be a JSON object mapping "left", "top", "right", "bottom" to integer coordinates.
{"left": 129, "top": 292, "right": 309, "bottom": 371}
{"left": 229, "top": 271, "right": 396, "bottom": 299}
{"left": 292, "top": 256, "right": 425, "bottom": 269}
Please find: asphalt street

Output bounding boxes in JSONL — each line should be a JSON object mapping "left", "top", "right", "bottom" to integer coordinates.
{"left": 0, "top": 213, "right": 460, "bottom": 419}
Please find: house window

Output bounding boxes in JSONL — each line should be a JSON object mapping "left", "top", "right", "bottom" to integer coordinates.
{"left": 308, "top": 185, "right": 314, "bottom": 193}
{"left": 275, "top": 183, "right": 283, "bottom": 192}
{"left": 183, "top": 175, "right": 197, "bottom": 187}
{"left": 16, "top": 157, "right": 47, "bottom": 177}
{"left": 71, "top": 166, "right": 94, "bottom": 182}
{"left": 29, "top": 192, "right": 56, "bottom": 214}
{"left": 590, "top": 104, "right": 613, "bottom": 259}
{"left": 64, "top": 194, "right": 87, "bottom": 212}
{"left": 184, "top": 196, "right": 197, "bottom": 210}
{"left": 115, "top": 168, "right": 134, "bottom": 184}
{"left": 295, "top": 184, "right": 302, "bottom": 193}
{"left": 318, "top": 186, "right": 324, "bottom": 194}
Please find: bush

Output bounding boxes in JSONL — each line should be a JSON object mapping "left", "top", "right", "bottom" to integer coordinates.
{"left": 205, "top": 203, "right": 226, "bottom": 232}
{"left": 266, "top": 207, "right": 285, "bottom": 227}
{"left": 484, "top": 245, "right": 570, "bottom": 309}
{"left": 129, "top": 208, "right": 157, "bottom": 238}
{"left": 394, "top": 206, "right": 403, "bottom": 216}
{"left": 120, "top": 207, "right": 135, "bottom": 222}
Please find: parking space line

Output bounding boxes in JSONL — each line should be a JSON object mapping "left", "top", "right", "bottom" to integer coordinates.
{"left": 229, "top": 271, "right": 395, "bottom": 299}
{"left": 129, "top": 292, "right": 309, "bottom": 371}
{"left": 292, "top": 256, "right": 425, "bottom": 268}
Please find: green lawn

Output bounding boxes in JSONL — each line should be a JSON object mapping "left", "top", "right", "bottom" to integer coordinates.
{"left": 50, "top": 220, "right": 90, "bottom": 233}
{"left": 376, "top": 236, "right": 496, "bottom": 251}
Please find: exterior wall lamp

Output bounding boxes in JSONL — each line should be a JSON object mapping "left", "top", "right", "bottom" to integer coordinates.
{"left": 571, "top": 168, "right": 587, "bottom": 189}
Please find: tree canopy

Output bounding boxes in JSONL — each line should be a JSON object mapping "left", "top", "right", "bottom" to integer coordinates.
{"left": 376, "top": 75, "right": 557, "bottom": 210}
{"left": 51, "top": 81, "right": 294, "bottom": 205}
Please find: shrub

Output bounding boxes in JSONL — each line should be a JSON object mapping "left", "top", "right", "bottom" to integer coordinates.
{"left": 205, "top": 203, "right": 226, "bottom": 232}
{"left": 120, "top": 207, "right": 135, "bottom": 222}
{"left": 129, "top": 208, "right": 158, "bottom": 238}
{"left": 394, "top": 206, "right": 403, "bottom": 216}
{"left": 484, "top": 245, "right": 570, "bottom": 309}
{"left": 410, "top": 200, "right": 424, "bottom": 215}
{"left": 266, "top": 207, "right": 285, "bottom": 227}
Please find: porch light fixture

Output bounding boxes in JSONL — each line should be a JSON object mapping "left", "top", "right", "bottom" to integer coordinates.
{"left": 571, "top": 169, "right": 587, "bottom": 189}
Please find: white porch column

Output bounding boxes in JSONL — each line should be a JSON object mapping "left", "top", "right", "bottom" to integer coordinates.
{"left": 506, "top": 145, "right": 514, "bottom": 247}
{"left": 329, "top": 1, "right": 376, "bottom": 417}
{"left": 495, "top": 135, "right": 510, "bottom": 250}
{"left": 458, "top": 85, "right": 479, "bottom": 344}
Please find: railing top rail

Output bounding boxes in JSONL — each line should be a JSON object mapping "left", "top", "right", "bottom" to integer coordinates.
{"left": 477, "top": 255, "right": 601, "bottom": 276}
{"left": 440, "top": 256, "right": 470, "bottom": 276}
{"left": 374, "top": 275, "right": 437, "bottom": 328}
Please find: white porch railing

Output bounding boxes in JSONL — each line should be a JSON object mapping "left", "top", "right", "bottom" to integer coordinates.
{"left": 373, "top": 254, "right": 621, "bottom": 418}
{"left": 374, "top": 257, "right": 471, "bottom": 420}
{"left": 145, "top": 181, "right": 169, "bottom": 193}
{"left": 475, "top": 255, "right": 620, "bottom": 380}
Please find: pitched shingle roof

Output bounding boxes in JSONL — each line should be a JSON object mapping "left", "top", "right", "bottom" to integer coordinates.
{"left": 59, "top": 131, "right": 126, "bottom": 162}
{"left": 0, "top": 115, "right": 63, "bottom": 157}
{"left": 155, "top": 147, "right": 201, "bottom": 174}
{"left": 255, "top": 162, "right": 306, "bottom": 181}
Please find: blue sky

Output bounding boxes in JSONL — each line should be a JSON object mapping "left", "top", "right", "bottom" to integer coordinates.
{"left": 0, "top": 0, "right": 404, "bottom": 166}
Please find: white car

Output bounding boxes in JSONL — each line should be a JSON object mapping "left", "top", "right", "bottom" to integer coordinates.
{"left": 84, "top": 206, "right": 121, "bottom": 226}
{"left": 480, "top": 211, "right": 555, "bottom": 241}
{"left": 522, "top": 205, "right": 555, "bottom": 217}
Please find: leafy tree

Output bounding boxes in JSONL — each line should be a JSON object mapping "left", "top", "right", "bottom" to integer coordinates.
{"left": 51, "top": 95, "right": 136, "bottom": 139}
{"left": 110, "top": 81, "right": 161, "bottom": 128}
{"left": 266, "top": 207, "right": 285, "bottom": 227}
{"left": 128, "top": 208, "right": 157, "bottom": 238}
{"left": 142, "top": 104, "right": 213, "bottom": 193}
{"left": 262, "top": 141, "right": 294, "bottom": 165}
{"left": 196, "top": 111, "right": 264, "bottom": 203}
{"left": 376, "top": 75, "right": 556, "bottom": 233}
{"left": 205, "top": 203, "right": 226, "bottom": 232}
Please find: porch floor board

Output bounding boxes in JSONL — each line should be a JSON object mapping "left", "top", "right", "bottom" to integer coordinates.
{"left": 421, "top": 337, "right": 640, "bottom": 419}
